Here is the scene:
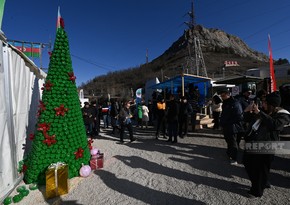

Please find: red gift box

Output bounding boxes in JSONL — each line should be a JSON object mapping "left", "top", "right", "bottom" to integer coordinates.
{"left": 97, "top": 153, "right": 104, "bottom": 168}
{"left": 90, "top": 157, "right": 97, "bottom": 170}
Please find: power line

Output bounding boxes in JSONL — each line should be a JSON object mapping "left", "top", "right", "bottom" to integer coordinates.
{"left": 242, "top": 14, "right": 290, "bottom": 41}
{"left": 71, "top": 53, "right": 117, "bottom": 72}
{"left": 221, "top": 3, "right": 290, "bottom": 28}
{"left": 72, "top": 1, "right": 290, "bottom": 73}
{"left": 197, "top": 0, "right": 251, "bottom": 20}
{"left": 247, "top": 28, "right": 290, "bottom": 47}
{"left": 195, "top": 0, "right": 290, "bottom": 49}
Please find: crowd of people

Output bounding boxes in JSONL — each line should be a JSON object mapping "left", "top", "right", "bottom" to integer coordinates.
{"left": 81, "top": 85, "right": 290, "bottom": 198}
{"left": 209, "top": 86, "right": 290, "bottom": 198}
{"left": 81, "top": 85, "right": 201, "bottom": 144}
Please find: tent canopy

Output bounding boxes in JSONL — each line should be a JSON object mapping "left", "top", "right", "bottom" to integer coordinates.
{"left": 150, "top": 74, "right": 211, "bottom": 90}
{"left": 213, "top": 75, "right": 263, "bottom": 85}
{"left": 149, "top": 74, "right": 212, "bottom": 106}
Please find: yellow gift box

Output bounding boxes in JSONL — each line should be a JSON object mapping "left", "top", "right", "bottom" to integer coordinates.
{"left": 46, "top": 162, "right": 69, "bottom": 199}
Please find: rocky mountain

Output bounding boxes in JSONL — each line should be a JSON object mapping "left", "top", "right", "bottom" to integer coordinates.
{"left": 80, "top": 25, "right": 269, "bottom": 98}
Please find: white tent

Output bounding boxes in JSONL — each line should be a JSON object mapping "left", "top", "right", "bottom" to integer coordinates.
{"left": 0, "top": 33, "right": 46, "bottom": 202}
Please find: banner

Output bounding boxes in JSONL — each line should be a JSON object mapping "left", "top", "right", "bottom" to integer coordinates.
{"left": 8, "top": 41, "right": 41, "bottom": 58}
{"left": 268, "top": 34, "right": 277, "bottom": 92}
{"left": 224, "top": 61, "right": 239, "bottom": 67}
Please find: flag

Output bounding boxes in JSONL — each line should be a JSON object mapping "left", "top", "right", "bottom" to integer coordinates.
{"left": 9, "top": 41, "right": 41, "bottom": 58}
{"left": 268, "top": 34, "right": 277, "bottom": 92}
{"left": 57, "top": 6, "right": 64, "bottom": 29}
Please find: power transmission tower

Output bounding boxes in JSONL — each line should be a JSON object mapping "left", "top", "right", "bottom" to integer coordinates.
{"left": 184, "top": 0, "right": 208, "bottom": 77}
{"left": 184, "top": 0, "right": 195, "bottom": 29}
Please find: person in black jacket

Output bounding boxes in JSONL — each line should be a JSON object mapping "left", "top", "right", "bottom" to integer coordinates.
{"left": 188, "top": 86, "right": 200, "bottom": 132}
{"left": 236, "top": 88, "right": 253, "bottom": 144}
{"left": 110, "top": 99, "right": 119, "bottom": 135}
{"left": 91, "top": 100, "right": 99, "bottom": 138}
{"left": 178, "top": 96, "right": 193, "bottom": 138}
{"left": 219, "top": 89, "right": 244, "bottom": 165}
{"left": 82, "top": 102, "right": 94, "bottom": 137}
{"left": 243, "top": 91, "right": 290, "bottom": 198}
{"left": 147, "top": 100, "right": 154, "bottom": 126}
{"left": 118, "top": 101, "right": 136, "bottom": 143}
{"left": 236, "top": 88, "right": 252, "bottom": 111}
{"left": 166, "top": 94, "right": 179, "bottom": 143}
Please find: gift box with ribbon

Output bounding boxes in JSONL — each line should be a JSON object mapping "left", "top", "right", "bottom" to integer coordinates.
{"left": 45, "top": 162, "right": 69, "bottom": 199}
{"left": 97, "top": 153, "right": 104, "bottom": 169}
{"left": 90, "top": 156, "right": 97, "bottom": 170}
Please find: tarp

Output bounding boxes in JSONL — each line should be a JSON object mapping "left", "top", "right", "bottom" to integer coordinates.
{"left": 0, "top": 37, "right": 46, "bottom": 202}
{"left": 150, "top": 74, "right": 211, "bottom": 90}
{"left": 149, "top": 74, "right": 212, "bottom": 106}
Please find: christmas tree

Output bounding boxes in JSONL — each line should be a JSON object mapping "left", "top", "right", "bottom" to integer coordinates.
{"left": 24, "top": 8, "right": 90, "bottom": 184}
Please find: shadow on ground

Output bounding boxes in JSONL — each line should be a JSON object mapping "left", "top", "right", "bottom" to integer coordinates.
{"left": 94, "top": 169, "right": 206, "bottom": 205}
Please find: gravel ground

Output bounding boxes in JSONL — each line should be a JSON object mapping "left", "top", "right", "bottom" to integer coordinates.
{"left": 7, "top": 126, "right": 290, "bottom": 205}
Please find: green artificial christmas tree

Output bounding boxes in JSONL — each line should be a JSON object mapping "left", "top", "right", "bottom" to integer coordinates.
{"left": 24, "top": 8, "right": 90, "bottom": 184}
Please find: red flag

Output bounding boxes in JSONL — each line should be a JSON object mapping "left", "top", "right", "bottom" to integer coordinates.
{"left": 57, "top": 6, "right": 65, "bottom": 29}
{"left": 268, "top": 34, "right": 277, "bottom": 92}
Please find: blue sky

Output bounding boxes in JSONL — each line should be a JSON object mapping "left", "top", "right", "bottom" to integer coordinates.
{"left": 2, "top": 0, "right": 290, "bottom": 86}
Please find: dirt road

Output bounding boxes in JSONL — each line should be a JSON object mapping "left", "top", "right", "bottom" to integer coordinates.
{"left": 9, "top": 127, "right": 290, "bottom": 205}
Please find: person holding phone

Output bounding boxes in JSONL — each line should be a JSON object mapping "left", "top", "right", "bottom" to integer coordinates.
{"left": 243, "top": 91, "right": 290, "bottom": 198}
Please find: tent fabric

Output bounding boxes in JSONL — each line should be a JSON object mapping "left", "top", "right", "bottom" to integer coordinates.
{"left": 0, "top": 40, "right": 46, "bottom": 202}
{"left": 149, "top": 74, "right": 211, "bottom": 90}
{"left": 149, "top": 74, "right": 212, "bottom": 106}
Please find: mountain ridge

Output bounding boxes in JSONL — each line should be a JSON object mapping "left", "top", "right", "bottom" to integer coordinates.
{"left": 80, "top": 25, "right": 269, "bottom": 98}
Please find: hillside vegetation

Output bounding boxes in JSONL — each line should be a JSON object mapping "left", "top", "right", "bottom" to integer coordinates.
{"left": 80, "top": 25, "right": 269, "bottom": 98}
